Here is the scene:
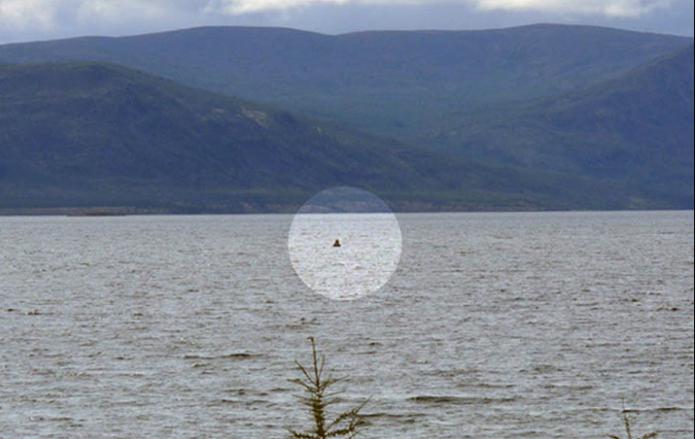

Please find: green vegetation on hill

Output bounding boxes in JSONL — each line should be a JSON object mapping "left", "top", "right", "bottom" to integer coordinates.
{"left": 0, "top": 25, "right": 692, "bottom": 212}
{"left": 428, "top": 45, "right": 695, "bottom": 208}
{"left": 2, "top": 62, "right": 633, "bottom": 211}
{"left": 0, "top": 24, "right": 690, "bottom": 141}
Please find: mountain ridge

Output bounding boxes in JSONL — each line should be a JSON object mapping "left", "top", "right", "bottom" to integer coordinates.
{"left": 3, "top": 61, "right": 642, "bottom": 212}
{"left": 1, "top": 24, "right": 690, "bottom": 141}
{"left": 0, "top": 25, "right": 692, "bottom": 212}
{"left": 4, "top": 22, "right": 688, "bottom": 44}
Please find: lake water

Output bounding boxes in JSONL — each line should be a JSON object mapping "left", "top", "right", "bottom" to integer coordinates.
{"left": 1, "top": 211, "right": 693, "bottom": 438}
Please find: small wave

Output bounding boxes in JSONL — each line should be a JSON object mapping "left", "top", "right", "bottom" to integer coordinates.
{"left": 29, "top": 416, "right": 75, "bottom": 423}
{"left": 183, "top": 353, "right": 259, "bottom": 361}
{"left": 625, "top": 406, "right": 694, "bottom": 414}
{"left": 543, "top": 383, "right": 594, "bottom": 391}
{"left": 363, "top": 412, "right": 425, "bottom": 423}
{"left": 463, "top": 382, "right": 515, "bottom": 390}
{"left": 212, "top": 398, "right": 268, "bottom": 407}
{"left": 408, "top": 395, "right": 517, "bottom": 405}
{"left": 656, "top": 306, "right": 681, "bottom": 312}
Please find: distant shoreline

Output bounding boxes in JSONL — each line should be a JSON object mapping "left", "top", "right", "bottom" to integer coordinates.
{"left": 0, "top": 206, "right": 692, "bottom": 217}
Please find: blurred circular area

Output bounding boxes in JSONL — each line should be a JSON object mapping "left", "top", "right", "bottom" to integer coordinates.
{"left": 288, "top": 187, "right": 402, "bottom": 301}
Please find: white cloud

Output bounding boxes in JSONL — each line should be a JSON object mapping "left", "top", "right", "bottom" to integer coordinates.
{"left": 75, "top": 0, "right": 172, "bottom": 23}
{"left": 206, "top": 0, "right": 673, "bottom": 17}
{"left": 0, "top": 0, "right": 188, "bottom": 30}
{"left": 0, "top": 0, "right": 56, "bottom": 29}
{"left": 0, "top": 0, "right": 673, "bottom": 30}
{"left": 473, "top": 0, "right": 673, "bottom": 17}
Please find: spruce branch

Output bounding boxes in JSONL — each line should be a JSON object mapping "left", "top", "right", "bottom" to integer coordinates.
{"left": 288, "top": 337, "right": 368, "bottom": 439}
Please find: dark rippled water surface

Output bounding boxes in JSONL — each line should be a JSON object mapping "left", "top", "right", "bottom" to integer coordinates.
{"left": 1, "top": 211, "right": 693, "bottom": 438}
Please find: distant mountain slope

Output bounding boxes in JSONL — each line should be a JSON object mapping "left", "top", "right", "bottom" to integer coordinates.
{"left": 0, "top": 24, "right": 690, "bottom": 141}
{"left": 2, "top": 62, "right": 634, "bottom": 212}
{"left": 429, "top": 45, "right": 695, "bottom": 208}
{"left": 0, "top": 62, "right": 413, "bottom": 210}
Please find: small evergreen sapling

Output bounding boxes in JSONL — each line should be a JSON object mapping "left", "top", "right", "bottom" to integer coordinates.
{"left": 288, "top": 337, "right": 367, "bottom": 439}
{"left": 609, "top": 404, "right": 657, "bottom": 439}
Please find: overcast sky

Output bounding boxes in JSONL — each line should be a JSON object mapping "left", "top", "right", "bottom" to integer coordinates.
{"left": 0, "top": 0, "right": 693, "bottom": 44}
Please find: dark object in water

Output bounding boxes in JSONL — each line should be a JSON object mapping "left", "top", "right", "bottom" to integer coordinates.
{"left": 333, "top": 239, "right": 341, "bottom": 248}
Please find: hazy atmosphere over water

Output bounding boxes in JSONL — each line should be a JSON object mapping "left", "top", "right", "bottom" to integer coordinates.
{"left": 0, "top": 0, "right": 692, "bottom": 43}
